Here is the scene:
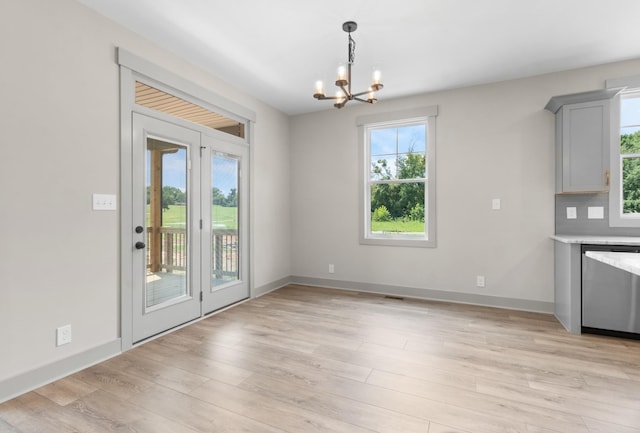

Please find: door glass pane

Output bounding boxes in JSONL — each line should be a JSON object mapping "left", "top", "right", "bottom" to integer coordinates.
{"left": 146, "top": 138, "right": 189, "bottom": 308}
{"left": 212, "top": 153, "right": 239, "bottom": 287}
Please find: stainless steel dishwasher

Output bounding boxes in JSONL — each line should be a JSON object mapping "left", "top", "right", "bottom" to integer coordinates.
{"left": 581, "top": 244, "right": 640, "bottom": 338}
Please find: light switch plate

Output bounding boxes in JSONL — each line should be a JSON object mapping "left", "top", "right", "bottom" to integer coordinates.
{"left": 587, "top": 206, "right": 604, "bottom": 219}
{"left": 93, "top": 194, "right": 117, "bottom": 211}
{"left": 566, "top": 207, "right": 577, "bottom": 219}
{"left": 492, "top": 198, "right": 501, "bottom": 210}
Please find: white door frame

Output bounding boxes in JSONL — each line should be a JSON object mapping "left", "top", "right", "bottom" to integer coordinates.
{"left": 119, "top": 49, "right": 255, "bottom": 350}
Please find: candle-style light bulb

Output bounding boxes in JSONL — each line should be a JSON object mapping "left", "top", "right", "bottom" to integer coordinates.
{"left": 314, "top": 80, "right": 325, "bottom": 98}
{"left": 373, "top": 69, "right": 381, "bottom": 84}
{"left": 371, "top": 69, "right": 383, "bottom": 91}
{"left": 337, "top": 65, "right": 347, "bottom": 81}
{"left": 336, "top": 64, "right": 348, "bottom": 87}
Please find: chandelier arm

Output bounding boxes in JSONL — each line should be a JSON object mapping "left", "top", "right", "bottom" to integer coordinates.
{"left": 353, "top": 97, "right": 373, "bottom": 104}
{"left": 351, "top": 90, "right": 375, "bottom": 98}
{"left": 338, "top": 83, "right": 351, "bottom": 98}
{"left": 316, "top": 95, "right": 342, "bottom": 100}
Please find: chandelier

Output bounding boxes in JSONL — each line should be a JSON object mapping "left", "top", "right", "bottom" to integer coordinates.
{"left": 313, "top": 21, "right": 383, "bottom": 109}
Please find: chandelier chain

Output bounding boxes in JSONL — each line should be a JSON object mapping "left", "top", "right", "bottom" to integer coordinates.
{"left": 348, "top": 34, "right": 356, "bottom": 65}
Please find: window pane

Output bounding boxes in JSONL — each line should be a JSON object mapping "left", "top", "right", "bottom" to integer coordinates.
{"left": 623, "top": 156, "right": 640, "bottom": 214}
{"left": 621, "top": 126, "right": 640, "bottom": 136}
{"left": 370, "top": 155, "right": 397, "bottom": 180}
{"left": 621, "top": 96, "right": 640, "bottom": 128}
{"left": 397, "top": 124, "right": 426, "bottom": 153}
{"left": 370, "top": 128, "right": 397, "bottom": 156}
{"left": 369, "top": 124, "right": 426, "bottom": 180}
{"left": 370, "top": 182, "right": 425, "bottom": 235}
{"left": 397, "top": 153, "right": 426, "bottom": 179}
{"left": 621, "top": 127, "right": 640, "bottom": 154}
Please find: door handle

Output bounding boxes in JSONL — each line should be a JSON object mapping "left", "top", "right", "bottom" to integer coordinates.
{"left": 135, "top": 241, "right": 146, "bottom": 250}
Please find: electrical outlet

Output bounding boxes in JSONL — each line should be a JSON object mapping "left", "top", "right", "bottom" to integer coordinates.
{"left": 56, "top": 324, "right": 72, "bottom": 346}
{"left": 329, "top": 264, "right": 335, "bottom": 274}
{"left": 587, "top": 206, "right": 604, "bottom": 219}
{"left": 476, "top": 275, "right": 485, "bottom": 288}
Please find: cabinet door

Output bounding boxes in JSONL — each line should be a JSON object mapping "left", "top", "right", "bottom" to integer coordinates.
{"left": 560, "top": 100, "right": 610, "bottom": 193}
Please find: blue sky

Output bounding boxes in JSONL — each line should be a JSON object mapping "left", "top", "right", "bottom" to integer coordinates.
{"left": 370, "top": 124, "right": 426, "bottom": 179}
{"left": 621, "top": 96, "right": 640, "bottom": 135}
{"left": 370, "top": 124, "right": 426, "bottom": 156}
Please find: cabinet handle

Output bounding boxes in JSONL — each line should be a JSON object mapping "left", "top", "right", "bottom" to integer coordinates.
{"left": 605, "top": 170, "right": 610, "bottom": 187}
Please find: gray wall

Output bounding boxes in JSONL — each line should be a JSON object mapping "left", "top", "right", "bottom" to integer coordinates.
{"left": 289, "top": 58, "right": 640, "bottom": 307}
{"left": 4, "top": 0, "right": 640, "bottom": 403}
{"left": 555, "top": 193, "right": 640, "bottom": 236}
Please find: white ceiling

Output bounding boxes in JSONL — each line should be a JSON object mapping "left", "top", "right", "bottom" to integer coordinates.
{"left": 76, "top": 0, "right": 640, "bottom": 115}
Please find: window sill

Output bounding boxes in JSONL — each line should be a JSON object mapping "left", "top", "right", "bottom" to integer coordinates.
{"left": 360, "top": 236, "right": 436, "bottom": 248}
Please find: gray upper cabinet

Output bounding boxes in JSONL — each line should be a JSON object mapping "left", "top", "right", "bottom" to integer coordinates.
{"left": 546, "top": 88, "right": 622, "bottom": 194}
{"left": 558, "top": 99, "right": 610, "bottom": 193}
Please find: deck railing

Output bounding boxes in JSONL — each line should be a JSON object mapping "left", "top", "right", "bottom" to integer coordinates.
{"left": 146, "top": 227, "right": 238, "bottom": 278}
{"left": 211, "top": 229, "right": 238, "bottom": 280}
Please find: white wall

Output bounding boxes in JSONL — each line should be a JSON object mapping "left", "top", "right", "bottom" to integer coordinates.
{"left": 0, "top": 0, "right": 291, "bottom": 388}
{"left": 290, "top": 58, "right": 640, "bottom": 307}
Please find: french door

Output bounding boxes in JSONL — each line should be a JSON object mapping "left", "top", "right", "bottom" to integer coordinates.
{"left": 131, "top": 113, "right": 248, "bottom": 343}
{"left": 200, "top": 135, "right": 249, "bottom": 314}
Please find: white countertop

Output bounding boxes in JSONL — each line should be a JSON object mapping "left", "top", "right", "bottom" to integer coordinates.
{"left": 585, "top": 251, "right": 640, "bottom": 276}
{"left": 552, "top": 235, "right": 640, "bottom": 245}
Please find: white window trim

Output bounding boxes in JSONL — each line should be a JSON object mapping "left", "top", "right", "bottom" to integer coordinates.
{"left": 357, "top": 106, "right": 438, "bottom": 247}
{"left": 607, "top": 76, "right": 640, "bottom": 228}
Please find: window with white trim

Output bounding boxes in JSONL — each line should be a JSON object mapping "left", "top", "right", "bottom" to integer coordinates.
{"left": 619, "top": 92, "right": 640, "bottom": 213}
{"left": 358, "top": 107, "right": 437, "bottom": 247}
{"left": 610, "top": 88, "right": 640, "bottom": 227}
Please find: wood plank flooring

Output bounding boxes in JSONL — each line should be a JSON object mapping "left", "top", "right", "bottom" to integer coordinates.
{"left": 2, "top": 284, "right": 640, "bottom": 433}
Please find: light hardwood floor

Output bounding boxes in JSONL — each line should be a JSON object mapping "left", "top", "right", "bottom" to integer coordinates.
{"left": 1, "top": 284, "right": 640, "bottom": 433}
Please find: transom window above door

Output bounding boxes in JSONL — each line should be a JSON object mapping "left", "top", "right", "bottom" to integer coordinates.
{"left": 135, "top": 81, "right": 245, "bottom": 139}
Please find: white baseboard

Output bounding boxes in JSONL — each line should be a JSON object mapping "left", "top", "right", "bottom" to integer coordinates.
{"left": 289, "top": 276, "right": 555, "bottom": 314}
{"left": 0, "top": 339, "right": 121, "bottom": 404}
{"left": 252, "top": 276, "right": 291, "bottom": 298}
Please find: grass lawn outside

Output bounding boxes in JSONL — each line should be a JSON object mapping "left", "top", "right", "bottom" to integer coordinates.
{"left": 147, "top": 204, "right": 238, "bottom": 230}
{"left": 371, "top": 219, "right": 424, "bottom": 234}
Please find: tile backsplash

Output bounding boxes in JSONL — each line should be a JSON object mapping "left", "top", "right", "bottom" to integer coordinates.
{"left": 555, "top": 193, "right": 640, "bottom": 236}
